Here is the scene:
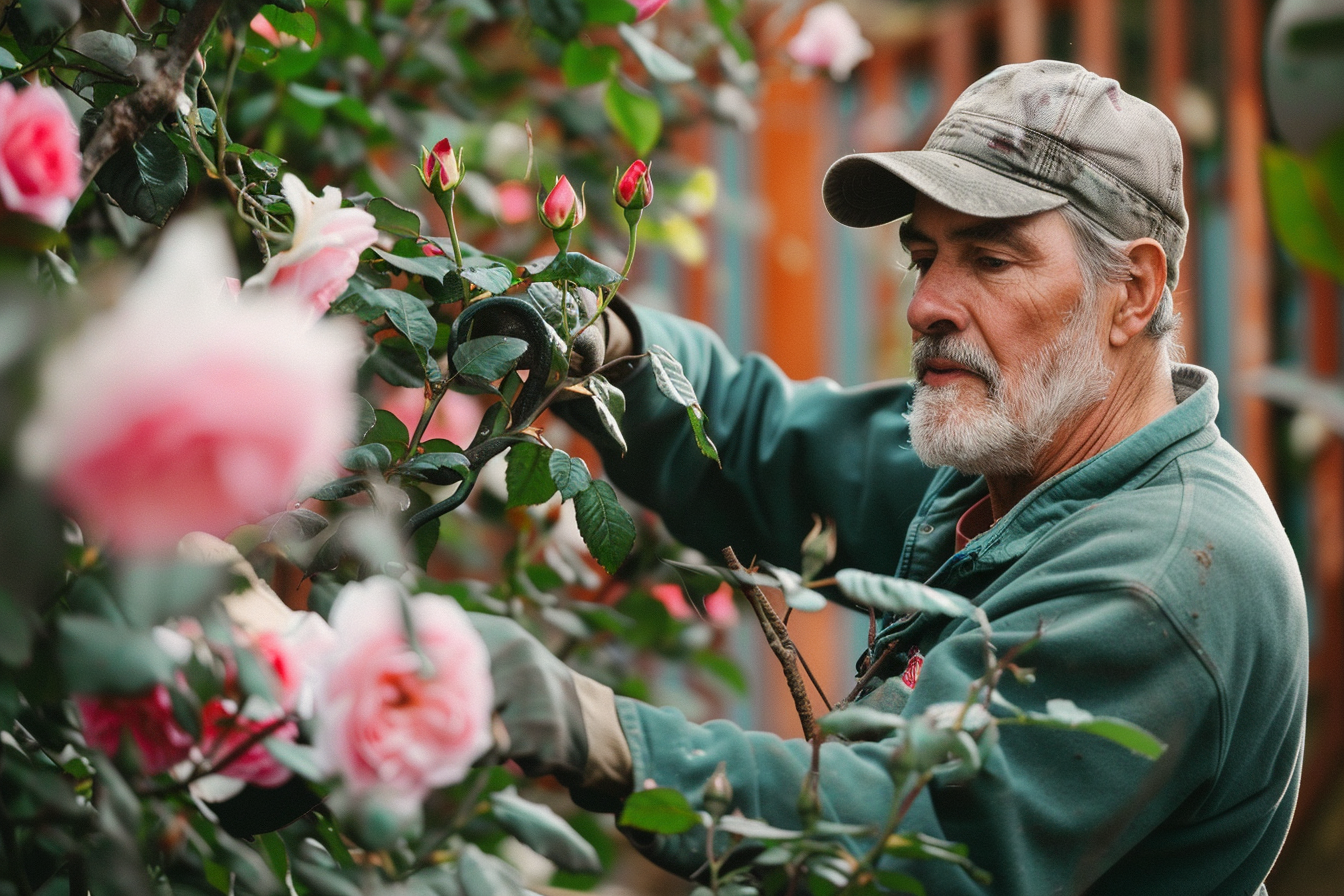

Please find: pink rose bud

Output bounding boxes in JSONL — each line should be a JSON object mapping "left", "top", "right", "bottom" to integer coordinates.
{"left": 199, "top": 698, "right": 299, "bottom": 788}
{"left": 244, "top": 174, "right": 380, "bottom": 317}
{"left": 614, "top": 160, "right": 654, "bottom": 210}
{"left": 75, "top": 685, "right": 195, "bottom": 776}
{"left": 0, "top": 82, "right": 83, "bottom": 229}
{"left": 421, "top": 241, "right": 447, "bottom": 257}
{"left": 630, "top": 0, "right": 671, "bottom": 23}
{"left": 418, "top": 137, "right": 463, "bottom": 193}
{"left": 539, "top": 175, "right": 585, "bottom": 230}
{"left": 311, "top": 577, "right": 494, "bottom": 809}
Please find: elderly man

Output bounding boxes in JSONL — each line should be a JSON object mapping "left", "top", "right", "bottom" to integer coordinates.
{"left": 477, "top": 60, "right": 1308, "bottom": 894}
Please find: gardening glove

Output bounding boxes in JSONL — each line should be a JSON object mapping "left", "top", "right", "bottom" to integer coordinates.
{"left": 568, "top": 293, "right": 643, "bottom": 383}
{"left": 469, "top": 612, "right": 633, "bottom": 809}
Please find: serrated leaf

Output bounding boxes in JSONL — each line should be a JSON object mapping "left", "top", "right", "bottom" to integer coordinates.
{"left": 372, "top": 247, "right": 457, "bottom": 281}
{"left": 835, "top": 569, "right": 976, "bottom": 619}
{"left": 367, "top": 197, "right": 422, "bottom": 239}
{"left": 453, "top": 334, "right": 528, "bottom": 381}
{"left": 573, "top": 480, "right": 635, "bottom": 574}
{"left": 92, "top": 124, "right": 188, "bottom": 226}
{"left": 397, "top": 452, "right": 470, "bottom": 485}
{"left": 587, "top": 374, "right": 628, "bottom": 453}
{"left": 548, "top": 449, "right": 592, "bottom": 499}
{"left": 528, "top": 252, "right": 623, "bottom": 290}
{"left": 819, "top": 705, "right": 906, "bottom": 741}
{"left": 490, "top": 788, "right": 601, "bottom": 872}
{"left": 505, "top": 441, "right": 557, "bottom": 507}
{"left": 461, "top": 261, "right": 513, "bottom": 295}
{"left": 58, "top": 616, "right": 175, "bottom": 695}
{"left": 688, "top": 404, "right": 719, "bottom": 465}
{"left": 378, "top": 291, "right": 438, "bottom": 371}
{"left": 648, "top": 345, "right": 697, "bottom": 406}
{"left": 604, "top": 79, "right": 662, "bottom": 156}
{"left": 618, "top": 787, "right": 701, "bottom": 834}
{"left": 618, "top": 23, "right": 695, "bottom": 82}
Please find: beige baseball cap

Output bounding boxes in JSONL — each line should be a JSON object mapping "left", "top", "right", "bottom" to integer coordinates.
{"left": 823, "top": 60, "right": 1188, "bottom": 286}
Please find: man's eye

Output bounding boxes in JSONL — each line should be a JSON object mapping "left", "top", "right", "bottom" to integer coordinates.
{"left": 908, "top": 256, "right": 933, "bottom": 275}
{"left": 978, "top": 256, "right": 1010, "bottom": 270}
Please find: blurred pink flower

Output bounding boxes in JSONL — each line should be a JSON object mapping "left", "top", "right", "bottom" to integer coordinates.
{"left": 75, "top": 685, "right": 194, "bottom": 775}
{"left": 249, "top": 13, "right": 283, "bottom": 46}
{"left": 650, "top": 582, "right": 739, "bottom": 627}
{"left": 199, "top": 698, "right": 298, "bottom": 787}
{"left": 252, "top": 611, "right": 337, "bottom": 716}
{"left": 244, "top": 174, "right": 379, "bottom": 316}
{"left": 312, "top": 577, "right": 494, "bottom": 811}
{"left": 630, "top": 0, "right": 671, "bottom": 23}
{"left": 19, "top": 215, "right": 361, "bottom": 556}
{"left": 786, "top": 2, "right": 873, "bottom": 81}
{"left": 496, "top": 180, "right": 533, "bottom": 225}
{"left": 375, "top": 383, "right": 482, "bottom": 449}
{"left": 0, "top": 81, "right": 82, "bottom": 229}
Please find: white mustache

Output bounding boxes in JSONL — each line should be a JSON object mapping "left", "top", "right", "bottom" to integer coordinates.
{"left": 911, "top": 336, "right": 1001, "bottom": 393}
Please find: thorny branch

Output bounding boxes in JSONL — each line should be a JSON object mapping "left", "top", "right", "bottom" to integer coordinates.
{"left": 79, "top": 0, "right": 225, "bottom": 189}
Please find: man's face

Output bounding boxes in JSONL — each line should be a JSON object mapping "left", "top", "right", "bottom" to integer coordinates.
{"left": 900, "top": 196, "right": 1114, "bottom": 476}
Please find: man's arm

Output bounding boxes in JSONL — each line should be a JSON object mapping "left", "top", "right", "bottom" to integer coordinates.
{"left": 557, "top": 303, "right": 939, "bottom": 574}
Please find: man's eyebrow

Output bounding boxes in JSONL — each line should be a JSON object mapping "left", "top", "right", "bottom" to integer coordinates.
{"left": 899, "top": 217, "right": 1037, "bottom": 254}
{"left": 898, "top": 221, "right": 931, "bottom": 248}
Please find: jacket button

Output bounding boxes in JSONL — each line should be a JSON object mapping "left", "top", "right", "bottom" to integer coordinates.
{"left": 919, "top": 524, "right": 934, "bottom": 535}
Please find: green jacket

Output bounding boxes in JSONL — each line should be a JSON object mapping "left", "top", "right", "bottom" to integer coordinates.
{"left": 566, "top": 307, "right": 1308, "bottom": 895}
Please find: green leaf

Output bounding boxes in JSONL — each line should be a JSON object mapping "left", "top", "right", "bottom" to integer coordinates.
{"left": 562, "top": 42, "right": 621, "bottom": 87}
{"left": 506, "top": 441, "right": 557, "bottom": 507}
{"left": 528, "top": 251, "right": 624, "bottom": 290}
{"left": 529, "top": 0, "right": 585, "bottom": 42}
{"left": 261, "top": 7, "right": 318, "bottom": 44}
{"left": 688, "top": 404, "right": 720, "bottom": 465}
{"left": 691, "top": 648, "right": 747, "bottom": 694}
{"left": 604, "top": 78, "right": 662, "bottom": 156}
{"left": 453, "top": 334, "right": 528, "bottom": 381}
{"left": 365, "top": 408, "right": 410, "bottom": 455}
{"left": 71, "top": 30, "right": 136, "bottom": 73}
{"left": 92, "top": 124, "right": 188, "bottom": 226}
{"left": 457, "top": 843, "right": 526, "bottom": 896}
{"left": 379, "top": 290, "right": 438, "bottom": 373}
{"left": 341, "top": 442, "right": 394, "bottom": 472}
{"left": 490, "top": 788, "right": 602, "bottom": 872}
{"left": 875, "top": 871, "right": 927, "bottom": 896}
{"left": 310, "top": 475, "right": 369, "bottom": 501}
{"left": 117, "top": 561, "right": 231, "bottom": 628}
{"left": 367, "top": 197, "right": 422, "bottom": 239}
{"left": 581, "top": 0, "right": 637, "bottom": 25}
{"left": 1004, "top": 699, "right": 1167, "bottom": 760}
{"left": 715, "top": 815, "right": 806, "bottom": 840}
{"left": 0, "top": 46, "right": 17, "bottom": 70}
{"left": 0, "top": 589, "right": 32, "bottom": 667}
{"left": 618, "top": 787, "right": 702, "bottom": 835}
{"left": 618, "top": 23, "right": 694, "bottom": 82}
{"left": 819, "top": 706, "right": 907, "bottom": 741}
{"left": 58, "top": 616, "right": 175, "bottom": 695}
{"left": 587, "top": 374, "right": 628, "bottom": 454}
{"left": 461, "top": 260, "right": 514, "bottom": 295}
{"left": 835, "top": 569, "right": 977, "bottom": 619}
{"left": 648, "top": 345, "right": 698, "bottom": 406}
{"left": 1263, "top": 142, "right": 1344, "bottom": 280}
{"left": 549, "top": 449, "right": 592, "bottom": 499}
{"left": 372, "top": 247, "right": 458, "bottom": 281}
{"left": 288, "top": 82, "right": 344, "bottom": 108}
{"left": 264, "top": 739, "right": 327, "bottom": 780}
{"left": 397, "top": 452, "right": 470, "bottom": 485}
{"left": 573, "top": 479, "right": 635, "bottom": 574}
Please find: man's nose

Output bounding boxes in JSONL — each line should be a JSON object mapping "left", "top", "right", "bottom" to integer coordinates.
{"left": 906, "top": 266, "right": 968, "bottom": 338}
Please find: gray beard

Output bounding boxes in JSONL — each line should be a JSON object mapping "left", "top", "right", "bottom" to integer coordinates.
{"left": 907, "top": 308, "right": 1114, "bottom": 477}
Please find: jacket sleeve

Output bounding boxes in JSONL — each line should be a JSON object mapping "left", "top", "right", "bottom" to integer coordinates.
{"left": 612, "top": 583, "right": 1221, "bottom": 896}
{"left": 554, "top": 304, "right": 939, "bottom": 574}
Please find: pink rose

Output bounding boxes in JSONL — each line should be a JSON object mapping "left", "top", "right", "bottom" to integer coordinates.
{"left": 76, "top": 685, "right": 195, "bottom": 775}
{"left": 0, "top": 82, "right": 83, "bottom": 229}
{"left": 374, "top": 382, "right": 483, "bottom": 449}
{"left": 539, "top": 175, "right": 584, "bottom": 230}
{"left": 650, "top": 582, "right": 739, "bottom": 627}
{"left": 312, "top": 577, "right": 494, "bottom": 811}
{"left": 18, "top": 215, "right": 361, "bottom": 556}
{"left": 495, "top": 180, "right": 534, "bottom": 225}
{"left": 786, "top": 3, "right": 874, "bottom": 81}
{"left": 629, "top": 0, "right": 671, "bottom": 23}
{"left": 199, "top": 698, "right": 298, "bottom": 788}
{"left": 252, "top": 611, "right": 337, "bottom": 716}
{"left": 244, "top": 174, "right": 379, "bottom": 317}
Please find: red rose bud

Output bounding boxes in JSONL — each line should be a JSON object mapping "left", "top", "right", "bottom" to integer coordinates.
{"left": 615, "top": 160, "right": 653, "bottom": 210}
{"left": 419, "top": 138, "right": 462, "bottom": 192}
{"left": 422, "top": 242, "right": 447, "bottom": 257}
{"left": 539, "top": 175, "right": 585, "bottom": 230}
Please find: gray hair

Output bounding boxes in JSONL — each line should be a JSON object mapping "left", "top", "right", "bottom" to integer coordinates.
{"left": 1058, "top": 204, "right": 1183, "bottom": 362}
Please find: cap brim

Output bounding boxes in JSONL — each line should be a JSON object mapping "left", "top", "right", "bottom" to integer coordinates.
{"left": 822, "top": 150, "right": 1068, "bottom": 227}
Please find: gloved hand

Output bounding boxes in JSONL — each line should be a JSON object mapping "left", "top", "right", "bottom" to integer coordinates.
{"left": 469, "top": 612, "right": 590, "bottom": 783}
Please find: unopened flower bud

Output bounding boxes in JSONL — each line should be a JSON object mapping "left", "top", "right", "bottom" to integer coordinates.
{"left": 539, "top": 175, "right": 585, "bottom": 231}
{"left": 614, "top": 160, "right": 653, "bottom": 210}
{"left": 703, "top": 761, "right": 732, "bottom": 821}
{"left": 419, "top": 138, "right": 463, "bottom": 193}
{"left": 422, "top": 242, "right": 447, "bottom": 257}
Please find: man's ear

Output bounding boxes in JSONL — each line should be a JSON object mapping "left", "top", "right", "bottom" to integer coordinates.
{"left": 1110, "top": 238, "right": 1167, "bottom": 348}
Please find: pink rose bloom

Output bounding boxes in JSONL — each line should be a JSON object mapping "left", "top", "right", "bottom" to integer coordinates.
{"left": 0, "top": 81, "right": 83, "bottom": 229}
{"left": 650, "top": 582, "right": 739, "bottom": 627}
{"left": 629, "top": 0, "right": 671, "bottom": 23}
{"left": 75, "top": 685, "right": 195, "bottom": 775}
{"left": 312, "top": 577, "right": 494, "bottom": 813}
{"left": 374, "top": 382, "right": 483, "bottom": 449}
{"left": 786, "top": 2, "right": 874, "bottom": 81}
{"left": 244, "top": 174, "right": 379, "bottom": 317}
{"left": 495, "top": 180, "right": 534, "bottom": 225}
{"left": 252, "top": 611, "right": 338, "bottom": 716}
{"left": 18, "top": 215, "right": 361, "bottom": 556}
{"left": 199, "top": 698, "right": 298, "bottom": 788}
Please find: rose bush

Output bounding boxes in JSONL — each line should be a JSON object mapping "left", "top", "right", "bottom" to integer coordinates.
{"left": 0, "top": 81, "right": 82, "bottom": 229}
